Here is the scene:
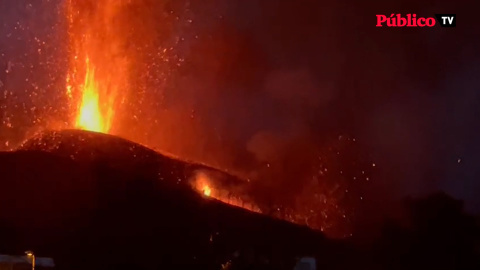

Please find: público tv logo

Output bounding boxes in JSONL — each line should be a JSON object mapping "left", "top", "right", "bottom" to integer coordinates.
{"left": 376, "top": 14, "right": 456, "bottom": 27}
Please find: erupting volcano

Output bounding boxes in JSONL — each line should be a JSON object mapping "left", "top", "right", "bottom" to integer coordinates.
{"left": 0, "top": 0, "right": 368, "bottom": 239}
{"left": 60, "top": 0, "right": 280, "bottom": 219}
{"left": 62, "top": 0, "right": 269, "bottom": 219}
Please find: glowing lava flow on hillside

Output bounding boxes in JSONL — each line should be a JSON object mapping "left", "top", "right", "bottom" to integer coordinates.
{"left": 192, "top": 171, "right": 261, "bottom": 213}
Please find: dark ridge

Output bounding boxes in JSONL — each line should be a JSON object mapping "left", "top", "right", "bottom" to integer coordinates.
{"left": 18, "top": 129, "right": 282, "bottom": 216}
{"left": 19, "top": 129, "right": 248, "bottom": 192}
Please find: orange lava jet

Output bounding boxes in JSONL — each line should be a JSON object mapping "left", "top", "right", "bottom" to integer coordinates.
{"left": 75, "top": 58, "right": 112, "bottom": 133}
{"left": 66, "top": 0, "right": 130, "bottom": 134}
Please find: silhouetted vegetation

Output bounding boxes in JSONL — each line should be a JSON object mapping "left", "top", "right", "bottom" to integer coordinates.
{"left": 372, "top": 193, "right": 480, "bottom": 270}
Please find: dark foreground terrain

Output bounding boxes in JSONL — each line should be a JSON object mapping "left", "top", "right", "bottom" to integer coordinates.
{"left": 0, "top": 130, "right": 352, "bottom": 270}
{"left": 0, "top": 130, "right": 479, "bottom": 270}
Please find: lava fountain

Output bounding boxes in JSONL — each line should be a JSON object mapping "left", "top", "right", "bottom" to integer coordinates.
{"left": 75, "top": 57, "right": 112, "bottom": 133}
{"left": 65, "top": 0, "right": 130, "bottom": 134}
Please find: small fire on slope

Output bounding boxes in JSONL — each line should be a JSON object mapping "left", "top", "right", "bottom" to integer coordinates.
{"left": 202, "top": 185, "right": 212, "bottom": 197}
{"left": 192, "top": 171, "right": 261, "bottom": 213}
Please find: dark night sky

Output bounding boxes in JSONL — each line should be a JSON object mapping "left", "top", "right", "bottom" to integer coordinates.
{"left": 180, "top": 0, "right": 480, "bottom": 213}
{"left": 1, "top": 0, "right": 479, "bottom": 219}
{"left": 226, "top": 0, "right": 480, "bottom": 212}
